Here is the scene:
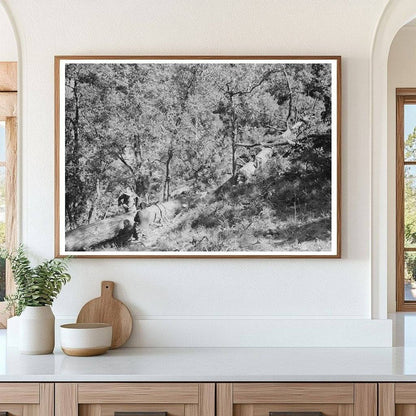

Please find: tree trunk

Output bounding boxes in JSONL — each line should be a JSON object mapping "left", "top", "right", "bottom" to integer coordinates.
{"left": 282, "top": 68, "right": 294, "bottom": 126}
{"left": 231, "top": 121, "right": 238, "bottom": 177}
{"left": 65, "top": 212, "right": 135, "bottom": 251}
{"left": 162, "top": 147, "right": 173, "bottom": 201}
{"left": 66, "top": 77, "right": 81, "bottom": 230}
{"left": 87, "top": 178, "right": 101, "bottom": 224}
{"left": 73, "top": 79, "right": 80, "bottom": 157}
{"left": 65, "top": 200, "right": 184, "bottom": 251}
{"left": 226, "top": 93, "right": 239, "bottom": 179}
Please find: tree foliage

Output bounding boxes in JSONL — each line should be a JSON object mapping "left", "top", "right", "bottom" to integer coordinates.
{"left": 403, "top": 128, "right": 416, "bottom": 281}
{"left": 64, "top": 62, "right": 334, "bottom": 251}
{"left": 405, "top": 128, "right": 416, "bottom": 248}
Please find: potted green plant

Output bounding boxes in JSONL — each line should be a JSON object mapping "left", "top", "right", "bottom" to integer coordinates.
{"left": 2, "top": 246, "right": 71, "bottom": 354}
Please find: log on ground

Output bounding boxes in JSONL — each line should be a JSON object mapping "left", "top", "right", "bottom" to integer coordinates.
{"left": 65, "top": 212, "right": 135, "bottom": 251}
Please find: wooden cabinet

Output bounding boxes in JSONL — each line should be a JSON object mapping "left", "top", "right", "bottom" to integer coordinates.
{"left": 378, "top": 383, "right": 416, "bottom": 416}
{"left": 216, "top": 383, "right": 377, "bottom": 416}
{"left": 55, "top": 383, "right": 215, "bottom": 416}
{"left": 0, "top": 381, "right": 390, "bottom": 416}
{"left": 0, "top": 383, "right": 53, "bottom": 416}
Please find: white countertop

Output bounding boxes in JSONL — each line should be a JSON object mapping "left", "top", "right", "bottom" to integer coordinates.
{"left": 1, "top": 328, "right": 416, "bottom": 382}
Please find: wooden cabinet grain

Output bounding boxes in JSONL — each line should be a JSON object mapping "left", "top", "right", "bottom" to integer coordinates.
{"left": 378, "top": 383, "right": 416, "bottom": 416}
{"left": 217, "top": 383, "right": 377, "bottom": 416}
{"left": 55, "top": 383, "right": 215, "bottom": 416}
{"left": 0, "top": 383, "right": 53, "bottom": 416}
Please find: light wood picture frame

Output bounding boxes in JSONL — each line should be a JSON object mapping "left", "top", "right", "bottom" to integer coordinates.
{"left": 55, "top": 56, "right": 341, "bottom": 258}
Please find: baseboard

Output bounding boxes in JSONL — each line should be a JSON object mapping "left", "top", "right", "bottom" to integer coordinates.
{"left": 55, "top": 317, "right": 392, "bottom": 347}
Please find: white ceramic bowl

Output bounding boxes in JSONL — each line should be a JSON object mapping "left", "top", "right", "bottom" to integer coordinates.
{"left": 60, "top": 323, "right": 112, "bottom": 356}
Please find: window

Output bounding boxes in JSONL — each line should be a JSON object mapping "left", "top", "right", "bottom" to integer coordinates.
{"left": 396, "top": 89, "right": 416, "bottom": 310}
{"left": 0, "top": 62, "right": 17, "bottom": 327}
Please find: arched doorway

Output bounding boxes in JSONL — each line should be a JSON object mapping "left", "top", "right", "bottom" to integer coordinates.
{"left": 371, "top": 0, "right": 416, "bottom": 319}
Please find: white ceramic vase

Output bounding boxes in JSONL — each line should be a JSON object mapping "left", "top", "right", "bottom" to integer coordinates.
{"left": 6, "top": 315, "right": 20, "bottom": 347}
{"left": 19, "top": 306, "right": 55, "bottom": 354}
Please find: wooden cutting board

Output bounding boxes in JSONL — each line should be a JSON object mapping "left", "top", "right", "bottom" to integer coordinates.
{"left": 76, "top": 281, "right": 133, "bottom": 349}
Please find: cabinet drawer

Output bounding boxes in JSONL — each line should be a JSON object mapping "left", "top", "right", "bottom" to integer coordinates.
{"left": 80, "top": 403, "right": 184, "bottom": 416}
{"left": 56, "top": 383, "right": 215, "bottom": 416}
{"left": 78, "top": 383, "right": 200, "bottom": 404}
{"left": 217, "top": 383, "right": 376, "bottom": 416}
{"left": 0, "top": 383, "right": 53, "bottom": 416}
{"left": 0, "top": 383, "right": 39, "bottom": 404}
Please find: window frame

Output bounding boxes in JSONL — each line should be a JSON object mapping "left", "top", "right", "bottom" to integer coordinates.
{"left": 396, "top": 88, "right": 416, "bottom": 311}
{"left": 0, "top": 62, "right": 17, "bottom": 327}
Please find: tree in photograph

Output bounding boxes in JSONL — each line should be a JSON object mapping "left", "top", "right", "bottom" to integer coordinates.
{"left": 65, "top": 65, "right": 85, "bottom": 229}
{"left": 151, "top": 64, "right": 202, "bottom": 201}
{"left": 66, "top": 64, "right": 123, "bottom": 225}
{"left": 102, "top": 64, "right": 154, "bottom": 203}
{"left": 212, "top": 65, "right": 278, "bottom": 178}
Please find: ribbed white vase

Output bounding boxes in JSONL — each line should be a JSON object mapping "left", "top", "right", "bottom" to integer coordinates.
{"left": 19, "top": 306, "right": 55, "bottom": 354}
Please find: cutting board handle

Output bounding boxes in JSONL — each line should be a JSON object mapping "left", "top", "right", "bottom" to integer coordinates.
{"left": 101, "top": 281, "right": 115, "bottom": 298}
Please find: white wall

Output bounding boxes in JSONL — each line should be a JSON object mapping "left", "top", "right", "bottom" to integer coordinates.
{"left": 387, "top": 25, "right": 416, "bottom": 312}
{"left": 1, "top": 0, "right": 393, "bottom": 346}
{"left": 0, "top": 4, "right": 17, "bottom": 61}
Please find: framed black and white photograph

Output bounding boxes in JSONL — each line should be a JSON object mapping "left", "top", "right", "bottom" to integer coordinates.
{"left": 55, "top": 56, "right": 341, "bottom": 258}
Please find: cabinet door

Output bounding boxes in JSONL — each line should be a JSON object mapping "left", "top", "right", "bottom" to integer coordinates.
{"left": 217, "top": 383, "right": 377, "bottom": 416}
{"left": 0, "top": 383, "right": 53, "bottom": 416}
{"left": 379, "top": 383, "right": 416, "bottom": 416}
{"left": 56, "top": 383, "right": 215, "bottom": 416}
